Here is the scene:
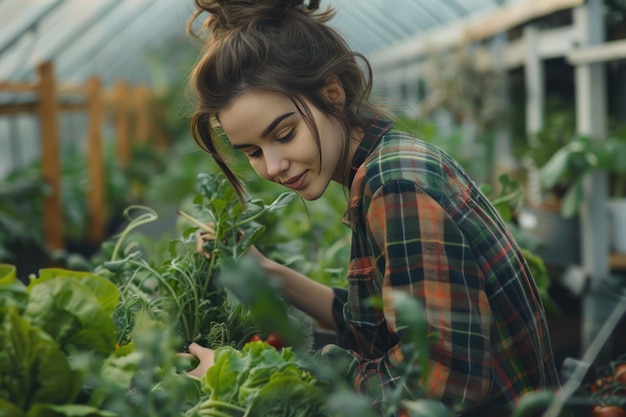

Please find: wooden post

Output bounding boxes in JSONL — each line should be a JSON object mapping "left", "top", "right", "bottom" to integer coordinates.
{"left": 86, "top": 76, "right": 105, "bottom": 242}
{"left": 37, "top": 61, "right": 64, "bottom": 250}
{"left": 134, "top": 85, "right": 151, "bottom": 144}
{"left": 114, "top": 80, "right": 131, "bottom": 167}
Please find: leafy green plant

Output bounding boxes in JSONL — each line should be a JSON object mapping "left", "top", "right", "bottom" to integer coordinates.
{"left": 538, "top": 135, "right": 602, "bottom": 218}
{"left": 187, "top": 341, "right": 327, "bottom": 417}
{"left": 0, "top": 172, "right": 49, "bottom": 263}
{"left": 95, "top": 172, "right": 296, "bottom": 351}
{"left": 538, "top": 131, "right": 626, "bottom": 218}
{"left": 0, "top": 265, "right": 116, "bottom": 415}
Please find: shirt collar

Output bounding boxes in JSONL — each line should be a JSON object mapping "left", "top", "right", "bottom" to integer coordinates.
{"left": 348, "top": 117, "right": 394, "bottom": 187}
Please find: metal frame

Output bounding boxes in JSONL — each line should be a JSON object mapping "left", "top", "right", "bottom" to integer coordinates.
{"left": 0, "top": 0, "right": 518, "bottom": 87}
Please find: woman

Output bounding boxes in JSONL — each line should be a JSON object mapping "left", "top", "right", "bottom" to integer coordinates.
{"left": 185, "top": 0, "right": 560, "bottom": 415}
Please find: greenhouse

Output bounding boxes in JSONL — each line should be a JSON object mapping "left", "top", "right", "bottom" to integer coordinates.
{"left": 1, "top": 0, "right": 625, "bottom": 416}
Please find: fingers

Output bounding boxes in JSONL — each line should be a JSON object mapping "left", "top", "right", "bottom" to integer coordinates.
{"left": 187, "top": 342, "right": 206, "bottom": 356}
{"left": 196, "top": 231, "right": 212, "bottom": 259}
{"left": 195, "top": 222, "right": 216, "bottom": 259}
{"left": 186, "top": 342, "right": 215, "bottom": 378}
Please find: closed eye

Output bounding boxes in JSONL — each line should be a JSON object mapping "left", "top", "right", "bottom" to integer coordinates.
{"left": 247, "top": 148, "right": 262, "bottom": 159}
{"left": 244, "top": 127, "right": 295, "bottom": 159}
{"left": 277, "top": 128, "right": 295, "bottom": 143}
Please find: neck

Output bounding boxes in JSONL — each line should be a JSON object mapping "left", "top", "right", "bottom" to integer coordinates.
{"left": 332, "top": 127, "right": 364, "bottom": 187}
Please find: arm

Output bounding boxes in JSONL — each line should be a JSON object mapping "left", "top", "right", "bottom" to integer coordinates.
{"left": 197, "top": 228, "right": 337, "bottom": 330}
{"left": 249, "top": 245, "right": 337, "bottom": 330}
{"left": 327, "top": 181, "right": 493, "bottom": 411}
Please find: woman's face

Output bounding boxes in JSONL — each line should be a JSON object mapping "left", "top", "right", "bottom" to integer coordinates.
{"left": 217, "top": 88, "right": 349, "bottom": 200}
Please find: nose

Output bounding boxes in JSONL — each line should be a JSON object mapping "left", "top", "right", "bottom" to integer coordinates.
{"left": 264, "top": 149, "right": 289, "bottom": 179}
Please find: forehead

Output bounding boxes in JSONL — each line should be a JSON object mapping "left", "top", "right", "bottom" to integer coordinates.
{"left": 217, "top": 91, "right": 296, "bottom": 144}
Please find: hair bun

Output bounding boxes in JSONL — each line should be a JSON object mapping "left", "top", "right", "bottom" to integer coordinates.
{"left": 190, "top": 0, "right": 323, "bottom": 35}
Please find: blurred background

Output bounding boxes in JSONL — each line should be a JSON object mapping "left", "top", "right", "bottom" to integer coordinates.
{"left": 0, "top": 0, "right": 625, "bottom": 377}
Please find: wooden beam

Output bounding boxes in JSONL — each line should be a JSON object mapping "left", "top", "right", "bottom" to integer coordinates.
{"left": 0, "top": 101, "right": 87, "bottom": 115}
{"left": 0, "top": 81, "right": 38, "bottom": 92}
{"left": 57, "top": 83, "right": 86, "bottom": 95}
{"left": 37, "top": 62, "right": 65, "bottom": 251}
{"left": 0, "top": 103, "right": 38, "bottom": 115}
{"left": 567, "top": 38, "right": 626, "bottom": 65}
{"left": 370, "top": 0, "right": 583, "bottom": 68}
{"left": 114, "top": 80, "right": 131, "bottom": 168}
{"left": 468, "top": 0, "right": 584, "bottom": 41}
{"left": 60, "top": 102, "right": 88, "bottom": 111}
{"left": 86, "top": 76, "right": 106, "bottom": 242}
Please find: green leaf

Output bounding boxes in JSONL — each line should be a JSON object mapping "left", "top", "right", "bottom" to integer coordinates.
{"left": 560, "top": 177, "right": 585, "bottom": 218}
{"left": 30, "top": 269, "right": 119, "bottom": 315}
{"left": 266, "top": 192, "right": 296, "bottom": 213}
{"left": 0, "top": 400, "right": 25, "bottom": 417}
{"left": 205, "top": 346, "right": 247, "bottom": 402}
{"left": 246, "top": 376, "right": 325, "bottom": 417}
{"left": 237, "top": 224, "right": 266, "bottom": 255}
{"left": 0, "top": 264, "right": 28, "bottom": 312}
{"left": 0, "top": 308, "right": 80, "bottom": 411}
{"left": 0, "top": 264, "right": 16, "bottom": 282}
{"left": 217, "top": 257, "right": 305, "bottom": 348}
{"left": 26, "top": 404, "right": 118, "bottom": 417}
{"left": 25, "top": 277, "right": 117, "bottom": 355}
{"left": 539, "top": 147, "right": 571, "bottom": 189}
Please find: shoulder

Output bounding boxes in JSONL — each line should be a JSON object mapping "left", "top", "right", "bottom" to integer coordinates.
{"left": 361, "top": 129, "right": 451, "bottom": 193}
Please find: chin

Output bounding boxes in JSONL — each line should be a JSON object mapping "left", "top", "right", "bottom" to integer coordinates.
{"left": 300, "top": 192, "right": 324, "bottom": 201}
{"left": 297, "top": 181, "right": 330, "bottom": 201}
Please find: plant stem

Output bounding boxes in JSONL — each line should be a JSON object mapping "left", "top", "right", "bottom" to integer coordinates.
{"left": 177, "top": 209, "right": 216, "bottom": 234}
{"left": 111, "top": 205, "right": 158, "bottom": 261}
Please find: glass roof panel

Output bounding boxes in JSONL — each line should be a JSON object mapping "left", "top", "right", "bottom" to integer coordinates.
{"left": 0, "top": 0, "right": 525, "bottom": 87}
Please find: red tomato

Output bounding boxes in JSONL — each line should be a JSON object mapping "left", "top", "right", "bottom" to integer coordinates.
{"left": 265, "top": 333, "right": 286, "bottom": 349}
{"left": 592, "top": 405, "right": 626, "bottom": 417}
{"left": 249, "top": 334, "right": 262, "bottom": 342}
{"left": 591, "top": 376, "right": 614, "bottom": 393}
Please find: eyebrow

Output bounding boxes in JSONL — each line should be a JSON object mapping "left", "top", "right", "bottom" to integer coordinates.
{"left": 231, "top": 111, "right": 295, "bottom": 150}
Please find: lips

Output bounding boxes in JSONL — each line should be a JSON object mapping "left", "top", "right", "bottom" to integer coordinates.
{"left": 281, "top": 172, "right": 307, "bottom": 190}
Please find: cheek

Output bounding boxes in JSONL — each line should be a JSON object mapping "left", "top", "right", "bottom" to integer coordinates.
{"left": 249, "top": 159, "right": 269, "bottom": 179}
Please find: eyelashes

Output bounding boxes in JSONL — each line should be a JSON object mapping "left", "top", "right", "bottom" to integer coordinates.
{"left": 247, "top": 128, "right": 295, "bottom": 159}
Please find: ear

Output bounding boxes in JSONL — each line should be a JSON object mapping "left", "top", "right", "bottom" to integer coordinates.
{"left": 321, "top": 75, "right": 345, "bottom": 107}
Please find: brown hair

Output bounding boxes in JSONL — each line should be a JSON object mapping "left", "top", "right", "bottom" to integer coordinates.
{"left": 188, "top": 0, "right": 383, "bottom": 201}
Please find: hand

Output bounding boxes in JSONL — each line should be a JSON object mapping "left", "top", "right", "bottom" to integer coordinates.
{"left": 186, "top": 342, "right": 215, "bottom": 378}
{"left": 195, "top": 223, "right": 268, "bottom": 266}
{"left": 195, "top": 222, "right": 216, "bottom": 259}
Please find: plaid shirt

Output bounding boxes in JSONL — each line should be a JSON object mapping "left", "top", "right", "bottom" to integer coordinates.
{"left": 320, "top": 117, "right": 560, "bottom": 415}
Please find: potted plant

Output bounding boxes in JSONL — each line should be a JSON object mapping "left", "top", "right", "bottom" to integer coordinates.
{"left": 538, "top": 129, "right": 626, "bottom": 253}
{"left": 517, "top": 109, "right": 583, "bottom": 269}
{"left": 537, "top": 134, "right": 602, "bottom": 219}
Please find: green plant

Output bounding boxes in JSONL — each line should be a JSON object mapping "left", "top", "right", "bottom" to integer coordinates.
{"left": 95, "top": 172, "right": 297, "bottom": 350}
{"left": 0, "top": 173, "right": 49, "bottom": 262}
{"left": 538, "top": 135, "right": 601, "bottom": 217}
{"left": 187, "top": 341, "right": 328, "bottom": 417}
{"left": 538, "top": 131, "right": 626, "bottom": 218}
{"left": 604, "top": 127, "right": 626, "bottom": 198}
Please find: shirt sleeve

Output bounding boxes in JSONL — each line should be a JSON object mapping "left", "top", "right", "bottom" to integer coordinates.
{"left": 324, "top": 180, "right": 493, "bottom": 412}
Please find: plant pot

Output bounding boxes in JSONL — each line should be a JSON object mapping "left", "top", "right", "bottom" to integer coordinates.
{"left": 608, "top": 198, "right": 626, "bottom": 254}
